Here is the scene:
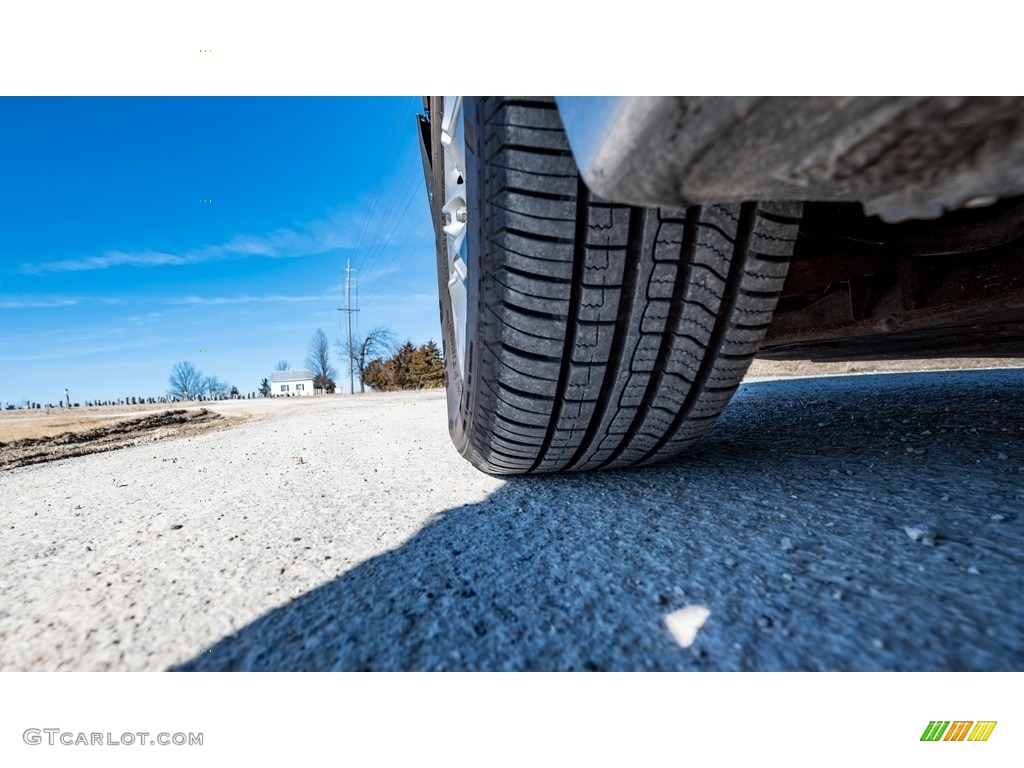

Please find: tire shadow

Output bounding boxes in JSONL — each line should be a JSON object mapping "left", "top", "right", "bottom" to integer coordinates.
{"left": 172, "top": 369, "right": 1024, "bottom": 671}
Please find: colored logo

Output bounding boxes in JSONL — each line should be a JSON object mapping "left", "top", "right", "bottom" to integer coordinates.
{"left": 921, "top": 721, "right": 997, "bottom": 742}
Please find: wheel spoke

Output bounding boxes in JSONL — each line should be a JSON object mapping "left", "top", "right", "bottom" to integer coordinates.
{"left": 441, "top": 96, "right": 469, "bottom": 379}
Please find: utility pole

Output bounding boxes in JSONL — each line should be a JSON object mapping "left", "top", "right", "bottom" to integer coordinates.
{"left": 338, "top": 258, "right": 359, "bottom": 394}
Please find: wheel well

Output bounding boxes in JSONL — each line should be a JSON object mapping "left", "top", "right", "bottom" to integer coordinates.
{"left": 761, "top": 197, "right": 1024, "bottom": 361}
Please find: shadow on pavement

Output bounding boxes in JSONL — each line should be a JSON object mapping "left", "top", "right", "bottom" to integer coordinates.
{"left": 173, "top": 369, "right": 1024, "bottom": 671}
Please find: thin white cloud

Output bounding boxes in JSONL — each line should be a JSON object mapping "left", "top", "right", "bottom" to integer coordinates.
{"left": 19, "top": 211, "right": 359, "bottom": 274}
{"left": 0, "top": 292, "right": 343, "bottom": 311}
{"left": 163, "top": 294, "right": 331, "bottom": 306}
{"left": 366, "top": 292, "right": 438, "bottom": 304}
{"left": 0, "top": 335, "right": 172, "bottom": 362}
{"left": 20, "top": 251, "right": 192, "bottom": 273}
{"left": 0, "top": 297, "right": 79, "bottom": 309}
{"left": 126, "top": 311, "right": 169, "bottom": 323}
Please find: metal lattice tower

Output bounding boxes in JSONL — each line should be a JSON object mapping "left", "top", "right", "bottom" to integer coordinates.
{"left": 338, "top": 258, "right": 360, "bottom": 394}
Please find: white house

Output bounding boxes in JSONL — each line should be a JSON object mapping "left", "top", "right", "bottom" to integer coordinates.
{"left": 270, "top": 369, "right": 315, "bottom": 397}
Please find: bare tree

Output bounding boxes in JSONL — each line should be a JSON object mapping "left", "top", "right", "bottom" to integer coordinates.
{"left": 202, "top": 375, "right": 230, "bottom": 399}
{"left": 341, "top": 326, "right": 397, "bottom": 393}
{"left": 275, "top": 360, "right": 290, "bottom": 371}
{"left": 305, "top": 328, "right": 337, "bottom": 388}
{"left": 168, "top": 361, "right": 203, "bottom": 400}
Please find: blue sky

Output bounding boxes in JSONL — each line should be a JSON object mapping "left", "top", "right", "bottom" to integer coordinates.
{"left": 0, "top": 97, "right": 436, "bottom": 406}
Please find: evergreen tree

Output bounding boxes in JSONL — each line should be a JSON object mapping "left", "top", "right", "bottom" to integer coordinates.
{"left": 410, "top": 341, "right": 444, "bottom": 388}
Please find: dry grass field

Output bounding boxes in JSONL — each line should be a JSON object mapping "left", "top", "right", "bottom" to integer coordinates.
{"left": 0, "top": 398, "right": 287, "bottom": 444}
{"left": 0, "top": 399, "right": 277, "bottom": 470}
{"left": 0, "top": 402, "right": 215, "bottom": 443}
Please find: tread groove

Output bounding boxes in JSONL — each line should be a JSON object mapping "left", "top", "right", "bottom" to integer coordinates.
{"left": 565, "top": 208, "right": 644, "bottom": 470}
{"left": 639, "top": 202, "right": 759, "bottom": 462}
{"left": 530, "top": 176, "right": 588, "bottom": 472}
{"left": 496, "top": 226, "right": 575, "bottom": 245}
{"left": 597, "top": 208, "right": 700, "bottom": 469}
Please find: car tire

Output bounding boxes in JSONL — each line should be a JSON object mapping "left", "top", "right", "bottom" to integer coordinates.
{"left": 427, "top": 96, "right": 802, "bottom": 474}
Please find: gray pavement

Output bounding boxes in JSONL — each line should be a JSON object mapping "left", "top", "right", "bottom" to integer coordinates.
{"left": 2, "top": 370, "right": 1022, "bottom": 671}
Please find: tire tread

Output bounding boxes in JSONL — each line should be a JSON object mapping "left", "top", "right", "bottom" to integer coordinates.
{"left": 454, "top": 96, "right": 802, "bottom": 474}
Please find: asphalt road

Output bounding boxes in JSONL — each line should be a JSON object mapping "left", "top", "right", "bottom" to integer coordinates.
{"left": 2, "top": 370, "right": 1022, "bottom": 671}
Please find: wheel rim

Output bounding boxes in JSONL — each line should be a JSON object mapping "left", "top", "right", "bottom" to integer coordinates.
{"left": 440, "top": 96, "right": 469, "bottom": 381}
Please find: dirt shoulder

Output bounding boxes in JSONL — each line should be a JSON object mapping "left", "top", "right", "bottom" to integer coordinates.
{"left": 0, "top": 408, "right": 239, "bottom": 471}
{"left": 0, "top": 396, "right": 352, "bottom": 470}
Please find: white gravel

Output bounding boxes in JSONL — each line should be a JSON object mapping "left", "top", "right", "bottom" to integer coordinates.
{"left": 0, "top": 391, "right": 503, "bottom": 670}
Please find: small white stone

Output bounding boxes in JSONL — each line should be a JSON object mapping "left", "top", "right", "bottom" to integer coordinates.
{"left": 664, "top": 605, "right": 711, "bottom": 648}
{"left": 904, "top": 525, "right": 937, "bottom": 546}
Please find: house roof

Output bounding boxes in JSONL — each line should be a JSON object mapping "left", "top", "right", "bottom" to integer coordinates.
{"left": 270, "top": 369, "right": 315, "bottom": 383}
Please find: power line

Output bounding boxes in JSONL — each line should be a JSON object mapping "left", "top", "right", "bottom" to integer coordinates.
{"left": 348, "top": 97, "right": 418, "bottom": 275}
{"left": 362, "top": 227, "right": 433, "bottom": 304}
{"left": 357, "top": 145, "right": 424, "bottom": 276}
{"left": 358, "top": 169, "right": 424, "bottom": 288}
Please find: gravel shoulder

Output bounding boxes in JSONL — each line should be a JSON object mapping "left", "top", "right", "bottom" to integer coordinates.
{"left": 1, "top": 373, "right": 1021, "bottom": 671}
